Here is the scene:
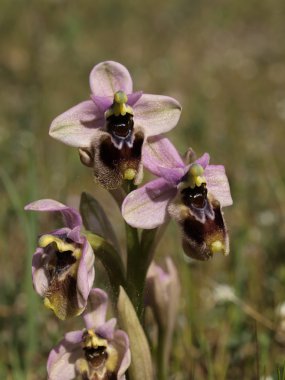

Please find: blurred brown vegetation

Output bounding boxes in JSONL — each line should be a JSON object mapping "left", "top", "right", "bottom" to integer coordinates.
{"left": 1, "top": 0, "right": 285, "bottom": 378}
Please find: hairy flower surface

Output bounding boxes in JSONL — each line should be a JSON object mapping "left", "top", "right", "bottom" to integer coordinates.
{"left": 47, "top": 289, "right": 131, "bottom": 380}
{"left": 122, "top": 136, "right": 233, "bottom": 260}
{"left": 50, "top": 61, "right": 181, "bottom": 189}
{"left": 25, "top": 199, "right": 95, "bottom": 319}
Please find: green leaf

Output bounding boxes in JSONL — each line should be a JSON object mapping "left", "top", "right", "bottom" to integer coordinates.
{"left": 80, "top": 192, "right": 120, "bottom": 252}
{"left": 85, "top": 232, "right": 125, "bottom": 295}
{"left": 117, "top": 287, "right": 154, "bottom": 380}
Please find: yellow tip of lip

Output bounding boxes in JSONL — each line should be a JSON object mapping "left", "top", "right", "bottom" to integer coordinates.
{"left": 44, "top": 297, "right": 54, "bottom": 311}
{"left": 124, "top": 168, "right": 136, "bottom": 181}
{"left": 211, "top": 240, "right": 224, "bottom": 255}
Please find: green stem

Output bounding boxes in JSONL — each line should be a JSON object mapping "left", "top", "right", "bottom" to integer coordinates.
{"left": 141, "top": 228, "right": 158, "bottom": 267}
{"left": 123, "top": 180, "right": 146, "bottom": 318}
{"left": 142, "top": 221, "right": 170, "bottom": 265}
{"left": 123, "top": 181, "right": 162, "bottom": 320}
{"left": 157, "top": 327, "right": 168, "bottom": 380}
{"left": 108, "top": 187, "right": 126, "bottom": 208}
{"left": 125, "top": 223, "right": 144, "bottom": 317}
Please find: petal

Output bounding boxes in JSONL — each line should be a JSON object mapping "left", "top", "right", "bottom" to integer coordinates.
{"left": 50, "top": 227, "right": 71, "bottom": 237}
{"left": 205, "top": 165, "right": 233, "bottom": 207}
{"left": 25, "top": 199, "right": 82, "bottom": 229}
{"left": 32, "top": 247, "right": 48, "bottom": 297}
{"left": 89, "top": 61, "right": 133, "bottom": 97}
{"left": 112, "top": 330, "right": 131, "bottom": 380}
{"left": 156, "top": 166, "right": 185, "bottom": 186}
{"left": 47, "top": 331, "right": 83, "bottom": 380}
{"left": 122, "top": 178, "right": 176, "bottom": 229}
{"left": 196, "top": 152, "right": 210, "bottom": 169}
{"left": 91, "top": 95, "right": 113, "bottom": 113}
{"left": 184, "top": 153, "right": 211, "bottom": 174}
{"left": 49, "top": 100, "right": 104, "bottom": 148}
{"left": 127, "top": 91, "right": 143, "bottom": 106}
{"left": 142, "top": 136, "right": 185, "bottom": 179}
{"left": 77, "top": 239, "right": 95, "bottom": 310}
{"left": 82, "top": 288, "right": 108, "bottom": 330}
{"left": 96, "top": 318, "right": 117, "bottom": 341}
{"left": 133, "top": 94, "right": 181, "bottom": 137}
{"left": 67, "top": 226, "right": 83, "bottom": 245}
{"left": 64, "top": 330, "right": 84, "bottom": 344}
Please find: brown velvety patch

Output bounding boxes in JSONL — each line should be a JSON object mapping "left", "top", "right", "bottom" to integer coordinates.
{"left": 181, "top": 200, "right": 229, "bottom": 261}
{"left": 99, "top": 133, "right": 142, "bottom": 169}
{"left": 45, "top": 274, "right": 80, "bottom": 319}
{"left": 92, "top": 132, "right": 144, "bottom": 189}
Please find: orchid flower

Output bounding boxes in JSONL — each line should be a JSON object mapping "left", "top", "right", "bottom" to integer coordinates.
{"left": 50, "top": 61, "right": 181, "bottom": 189}
{"left": 25, "top": 199, "right": 95, "bottom": 320}
{"left": 122, "top": 136, "right": 233, "bottom": 260}
{"left": 47, "top": 288, "right": 131, "bottom": 380}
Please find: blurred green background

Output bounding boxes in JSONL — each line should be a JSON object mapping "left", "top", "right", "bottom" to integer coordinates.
{"left": 1, "top": 0, "right": 285, "bottom": 378}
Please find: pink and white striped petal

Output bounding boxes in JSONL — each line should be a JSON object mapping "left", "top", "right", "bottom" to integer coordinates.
{"left": 82, "top": 288, "right": 108, "bottom": 330}
{"left": 122, "top": 178, "right": 177, "bottom": 229}
{"left": 134, "top": 94, "right": 181, "bottom": 137}
{"left": 143, "top": 136, "right": 185, "bottom": 176}
{"left": 49, "top": 100, "right": 104, "bottom": 148}
{"left": 47, "top": 331, "right": 83, "bottom": 380}
{"left": 89, "top": 61, "right": 133, "bottom": 97}
{"left": 25, "top": 199, "right": 82, "bottom": 230}
{"left": 205, "top": 165, "right": 233, "bottom": 207}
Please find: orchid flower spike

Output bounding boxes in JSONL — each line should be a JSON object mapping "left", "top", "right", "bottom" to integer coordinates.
{"left": 47, "top": 289, "right": 131, "bottom": 380}
{"left": 49, "top": 61, "right": 182, "bottom": 190}
{"left": 25, "top": 199, "right": 95, "bottom": 320}
{"left": 122, "top": 136, "right": 233, "bottom": 261}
